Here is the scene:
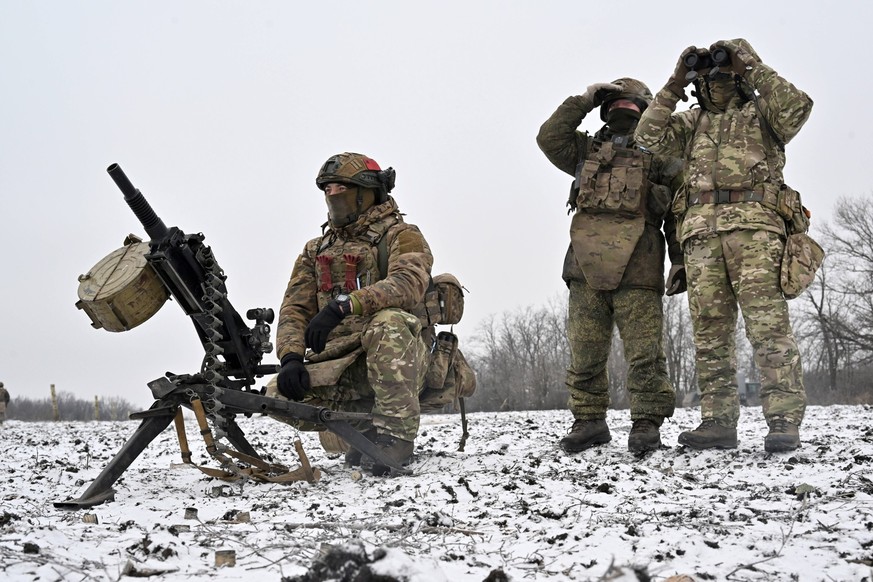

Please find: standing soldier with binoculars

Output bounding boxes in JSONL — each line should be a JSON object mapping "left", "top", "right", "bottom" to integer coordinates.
{"left": 537, "top": 78, "right": 683, "bottom": 454}
{"left": 634, "top": 39, "right": 813, "bottom": 452}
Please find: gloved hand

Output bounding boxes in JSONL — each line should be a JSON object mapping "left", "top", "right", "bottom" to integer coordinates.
{"left": 305, "top": 299, "right": 347, "bottom": 353}
{"left": 277, "top": 353, "right": 310, "bottom": 401}
{"left": 666, "top": 264, "right": 687, "bottom": 296}
{"left": 579, "top": 82, "right": 621, "bottom": 113}
{"left": 666, "top": 46, "right": 701, "bottom": 101}
{"left": 711, "top": 39, "right": 760, "bottom": 77}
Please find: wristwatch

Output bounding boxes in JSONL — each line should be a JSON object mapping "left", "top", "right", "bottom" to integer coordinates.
{"left": 335, "top": 293, "right": 353, "bottom": 316}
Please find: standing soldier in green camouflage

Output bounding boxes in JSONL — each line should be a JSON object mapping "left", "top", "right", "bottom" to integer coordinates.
{"left": 0, "top": 382, "right": 9, "bottom": 423}
{"left": 269, "top": 152, "right": 434, "bottom": 475}
{"left": 537, "top": 78, "right": 683, "bottom": 453}
{"left": 634, "top": 39, "right": 813, "bottom": 452}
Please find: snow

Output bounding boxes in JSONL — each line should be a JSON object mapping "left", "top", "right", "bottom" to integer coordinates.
{"left": 2, "top": 405, "right": 873, "bottom": 581}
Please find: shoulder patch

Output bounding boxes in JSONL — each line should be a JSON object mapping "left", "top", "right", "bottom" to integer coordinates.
{"left": 395, "top": 229, "right": 425, "bottom": 254}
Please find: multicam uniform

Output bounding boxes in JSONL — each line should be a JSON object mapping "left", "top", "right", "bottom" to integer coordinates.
{"left": 272, "top": 197, "right": 433, "bottom": 442}
{"left": 634, "top": 42, "right": 813, "bottom": 429}
{"left": 537, "top": 91, "right": 681, "bottom": 426}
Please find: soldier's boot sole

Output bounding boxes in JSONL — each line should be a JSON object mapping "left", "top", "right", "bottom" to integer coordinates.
{"left": 764, "top": 434, "right": 800, "bottom": 453}
{"left": 628, "top": 433, "right": 661, "bottom": 453}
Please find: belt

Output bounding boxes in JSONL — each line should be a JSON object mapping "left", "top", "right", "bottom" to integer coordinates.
{"left": 688, "top": 190, "right": 764, "bottom": 205}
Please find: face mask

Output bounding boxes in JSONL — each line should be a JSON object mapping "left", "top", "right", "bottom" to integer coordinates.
{"left": 605, "top": 108, "right": 641, "bottom": 134}
{"left": 705, "top": 77, "right": 737, "bottom": 111}
{"left": 326, "top": 187, "right": 377, "bottom": 227}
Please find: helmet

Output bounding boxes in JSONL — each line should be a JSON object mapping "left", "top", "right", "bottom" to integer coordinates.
{"left": 599, "top": 78, "right": 653, "bottom": 122}
{"left": 316, "top": 152, "right": 395, "bottom": 202}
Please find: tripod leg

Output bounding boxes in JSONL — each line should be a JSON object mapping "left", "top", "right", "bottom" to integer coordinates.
{"left": 54, "top": 407, "right": 176, "bottom": 510}
{"left": 220, "top": 416, "right": 261, "bottom": 459}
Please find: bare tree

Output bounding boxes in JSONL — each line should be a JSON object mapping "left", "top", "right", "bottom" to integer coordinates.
{"left": 662, "top": 295, "right": 697, "bottom": 405}
{"left": 466, "top": 292, "right": 694, "bottom": 412}
{"left": 815, "top": 194, "right": 873, "bottom": 361}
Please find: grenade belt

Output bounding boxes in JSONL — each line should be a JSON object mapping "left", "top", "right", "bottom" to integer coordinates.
{"left": 688, "top": 189, "right": 764, "bottom": 205}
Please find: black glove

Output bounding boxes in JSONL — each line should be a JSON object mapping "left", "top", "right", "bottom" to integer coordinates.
{"left": 666, "top": 264, "right": 687, "bottom": 296}
{"left": 277, "top": 353, "right": 310, "bottom": 401}
{"left": 305, "top": 299, "right": 349, "bottom": 354}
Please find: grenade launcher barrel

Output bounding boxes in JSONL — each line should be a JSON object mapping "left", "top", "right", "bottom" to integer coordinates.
{"left": 107, "top": 163, "right": 169, "bottom": 242}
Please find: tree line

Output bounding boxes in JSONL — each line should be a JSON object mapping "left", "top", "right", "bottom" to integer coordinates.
{"left": 4, "top": 392, "right": 138, "bottom": 421}
{"left": 464, "top": 193, "right": 873, "bottom": 413}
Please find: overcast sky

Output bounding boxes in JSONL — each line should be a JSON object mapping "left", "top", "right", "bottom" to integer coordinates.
{"left": 1, "top": 1, "right": 867, "bottom": 408}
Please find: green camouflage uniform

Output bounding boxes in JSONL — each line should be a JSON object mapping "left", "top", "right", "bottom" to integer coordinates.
{"left": 0, "top": 384, "right": 8, "bottom": 422}
{"left": 634, "top": 44, "right": 813, "bottom": 427}
{"left": 271, "top": 197, "right": 433, "bottom": 441}
{"left": 537, "top": 94, "right": 681, "bottom": 425}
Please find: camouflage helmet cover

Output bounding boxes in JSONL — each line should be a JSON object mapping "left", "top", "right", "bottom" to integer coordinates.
{"left": 599, "top": 77, "right": 654, "bottom": 121}
{"left": 315, "top": 152, "right": 395, "bottom": 200}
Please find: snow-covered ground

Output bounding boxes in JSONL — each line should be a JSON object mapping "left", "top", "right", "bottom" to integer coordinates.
{"left": 2, "top": 405, "right": 872, "bottom": 581}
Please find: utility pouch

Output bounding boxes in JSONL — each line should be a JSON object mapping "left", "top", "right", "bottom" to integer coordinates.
{"left": 780, "top": 233, "right": 825, "bottom": 299}
{"left": 776, "top": 184, "right": 811, "bottom": 235}
{"left": 434, "top": 273, "right": 465, "bottom": 325}
{"left": 424, "top": 331, "right": 458, "bottom": 391}
{"left": 416, "top": 273, "right": 466, "bottom": 327}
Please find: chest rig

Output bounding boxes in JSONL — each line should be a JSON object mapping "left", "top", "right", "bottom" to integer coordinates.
{"left": 573, "top": 133, "right": 653, "bottom": 218}
{"left": 313, "top": 216, "right": 396, "bottom": 308}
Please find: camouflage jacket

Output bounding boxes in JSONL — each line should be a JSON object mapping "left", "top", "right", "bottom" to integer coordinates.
{"left": 0, "top": 387, "right": 8, "bottom": 404}
{"left": 276, "top": 197, "right": 433, "bottom": 360}
{"left": 537, "top": 94, "right": 683, "bottom": 292}
{"left": 634, "top": 63, "right": 813, "bottom": 244}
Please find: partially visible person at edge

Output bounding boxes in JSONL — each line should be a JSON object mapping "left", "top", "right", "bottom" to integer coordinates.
{"left": 0, "top": 382, "right": 9, "bottom": 423}
{"left": 267, "top": 152, "right": 434, "bottom": 476}
{"left": 634, "top": 38, "right": 813, "bottom": 452}
{"left": 536, "top": 78, "right": 683, "bottom": 454}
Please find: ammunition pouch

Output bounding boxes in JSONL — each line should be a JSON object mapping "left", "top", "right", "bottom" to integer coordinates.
{"left": 574, "top": 139, "right": 651, "bottom": 219}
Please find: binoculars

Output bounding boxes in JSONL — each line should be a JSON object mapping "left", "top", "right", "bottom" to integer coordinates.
{"left": 684, "top": 47, "right": 730, "bottom": 75}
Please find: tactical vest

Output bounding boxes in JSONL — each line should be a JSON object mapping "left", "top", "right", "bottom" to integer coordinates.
{"left": 573, "top": 134, "right": 653, "bottom": 218}
{"left": 569, "top": 133, "right": 657, "bottom": 290}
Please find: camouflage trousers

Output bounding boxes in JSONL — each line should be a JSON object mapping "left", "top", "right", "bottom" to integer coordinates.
{"left": 566, "top": 279, "right": 675, "bottom": 423}
{"left": 267, "top": 308, "right": 428, "bottom": 442}
{"left": 685, "top": 230, "right": 806, "bottom": 427}
{"left": 0, "top": 401, "right": 5, "bottom": 423}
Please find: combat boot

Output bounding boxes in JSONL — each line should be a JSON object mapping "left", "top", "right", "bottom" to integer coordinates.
{"left": 559, "top": 419, "right": 611, "bottom": 453}
{"left": 628, "top": 419, "right": 661, "bottom": 453}
{"left": 678, "top": 419, "right": 738, "bottom": 450}
{"left": 764, "top": 417, "right": 800, "bottom": 453}
{"left": 361, "top": 433, "right": 414, "bottom": 476}
{"left": 344, "top": 428, "right": 377, "bottom": 467}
